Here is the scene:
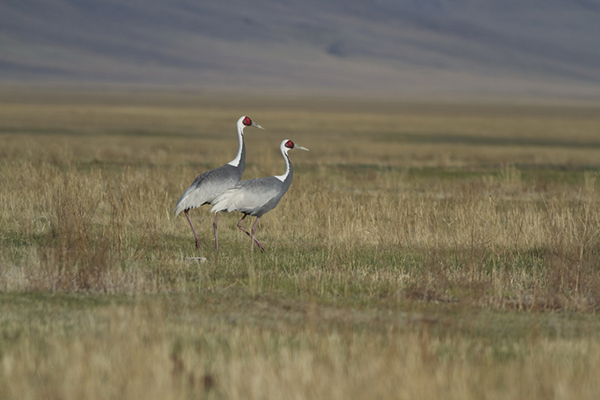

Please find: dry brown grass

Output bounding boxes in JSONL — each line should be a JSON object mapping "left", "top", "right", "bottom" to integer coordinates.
{"left": 2, "top": 92, "right": 599, "bottom": 308}
{"left": 2, "top": 294, "right": 600, "bottom": 400}
{"left": 2, "top": 89, "right": 600, "bottom": 399}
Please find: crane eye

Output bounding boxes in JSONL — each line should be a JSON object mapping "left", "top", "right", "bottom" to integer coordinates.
{"left": 242, "top": 117, "right": 252, "bottom": 126}
{"left": 285, "top": 140, "right": 294, "bottom": 149}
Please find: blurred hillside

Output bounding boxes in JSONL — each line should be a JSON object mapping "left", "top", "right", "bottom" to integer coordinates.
{"left": 1, "top": 0, "right": 600, "bottom": 99}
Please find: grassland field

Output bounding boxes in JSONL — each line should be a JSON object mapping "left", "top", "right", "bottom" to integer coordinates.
{"left": 1, "top": 88, "right": 600, "bottom": 399}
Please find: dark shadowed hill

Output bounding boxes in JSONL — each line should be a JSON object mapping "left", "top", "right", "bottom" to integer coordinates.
{"left": 1, "top": 0, "right": 600, "bottom": 99}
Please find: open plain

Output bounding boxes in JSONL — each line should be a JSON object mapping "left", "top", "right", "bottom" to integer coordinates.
{"left": 1, "top": 89, "right": 600, "bottom": 399}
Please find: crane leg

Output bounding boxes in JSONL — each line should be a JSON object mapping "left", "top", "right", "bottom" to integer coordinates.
{"left": 237, "top": 215, "right": 264, "bottom": 252}
{"left": 184, "top": 209, "right": 201, "bottom": 249}
{"left": 213, "top": 211, "right": 220, "bottom": 251}
{"left": 251, "top": 217, "right": 265, "bottom": 253}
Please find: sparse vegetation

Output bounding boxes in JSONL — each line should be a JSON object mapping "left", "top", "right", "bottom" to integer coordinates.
{"left": 1, "top": 90, "right": 600, "bottom": 399}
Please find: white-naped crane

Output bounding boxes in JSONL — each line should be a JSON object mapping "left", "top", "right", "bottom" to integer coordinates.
{"left": 211, "top": 139, "right": 309, "bottom": 252}
{"left": 174, "top": 116, "right": 264, "bottom": 250}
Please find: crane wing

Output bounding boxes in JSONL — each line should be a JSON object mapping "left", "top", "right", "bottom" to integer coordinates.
{"left": 211, "top": 177, "right": 282, "bottom": 215}
{"left": 173, "top": 164, "right": 240, "bottom": 215}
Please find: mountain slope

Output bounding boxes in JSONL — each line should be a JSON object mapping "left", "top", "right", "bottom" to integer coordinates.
{"left": 1, "top": 0, "right": 599, "bottom": 98}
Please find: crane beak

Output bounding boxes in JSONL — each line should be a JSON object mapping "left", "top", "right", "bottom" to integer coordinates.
{"left": 253, "top": 122, "right": 265, "bottom": 130}
{"left": 295, "top": 144, "right": 309, "bottom": 151}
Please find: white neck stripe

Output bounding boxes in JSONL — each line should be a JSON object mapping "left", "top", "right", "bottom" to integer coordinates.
{"left": 274, "top": 149, "right": 291, "bottom": 182}
{"left": 228, "top": 118, "right": 245, "bottom": 167}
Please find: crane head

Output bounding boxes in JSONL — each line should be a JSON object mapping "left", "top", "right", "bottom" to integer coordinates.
{"left": 241, "top": 116, "right": 264, "bottom": 130}
{"left": 284, "top": 140, "right": 309, "bottom": 152}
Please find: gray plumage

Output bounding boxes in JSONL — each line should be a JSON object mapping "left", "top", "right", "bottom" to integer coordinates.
{"left": 173, "top": 156, "right": 244, "bottom": 215}
{"left": 174, "top": 116, "right": 263, "bottom": 250}
{"left": 214, "top": 175, "right": 291, "bottom": 218}
{"left": 211, "top": 139, "right": 309, "bottom": 252}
